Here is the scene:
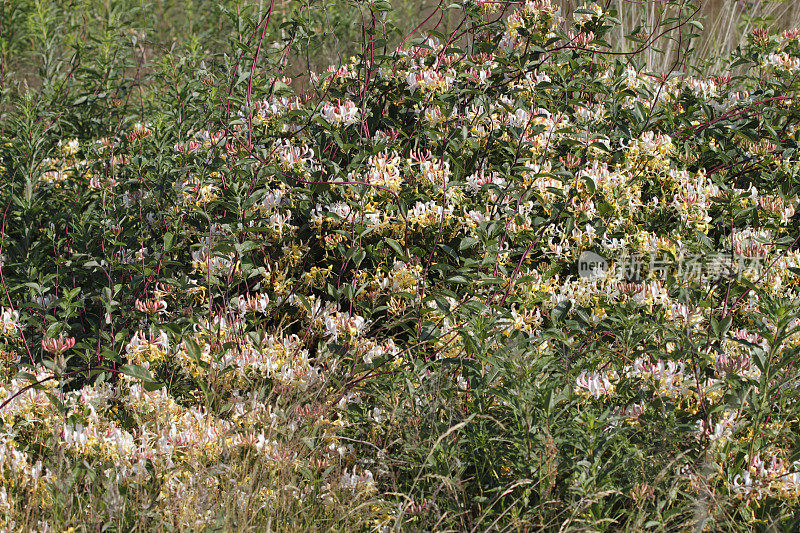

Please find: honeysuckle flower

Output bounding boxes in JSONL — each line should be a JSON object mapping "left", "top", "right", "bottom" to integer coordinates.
{"left": 320, "top": 99, "right": 359, "bottom": 126}
{"left": 126, "top": 330, "right": 170, "bottom": 362}
{"left": 174, "top": 140, "right": 202, "bottom": 153}
{"left": 135, "top": 298, "right": 168, "bottom": 315}
{"left": 573, "top": 3, "right": 603, "bottom": 26}
{"left": 41, "top": 334, "right": 76, "bottom": 355}
{"left": 406, "top": 68, "right": 453, "bottom": 93}
{"left": 340, "top": 469, "right": 375, "bottom": 493}
{"left": 236, "top": 293, "right": 270, "bottom": 314}
{"left": 715, "top": 352, "right": 754, "bottom": 376}
{"left": 63, "top": 422, "right": 89, "bottom": 447}
{"left": 733, "top": 471, "right": 758, "bottom": 497}
{"left": 568, "top": 30, "right": 594, "bottom": 46}
{"left": 763, "top": 52, "right": 800, "bottom": 72}
{"left": 33, "top": 293, "right": 56, "bottom": 308}
{"left": 258, "top": 189, "right": 286, "bottom": 213}
{"left": 274, "top": 139, "right": 315, "bottom": 170}
{"left": 667, "top": 303, "right": 704, "bottom": 327}
{"left": 126, "top": 122, "right": 152, "bottom": 142}
{"left": 575, "top": 370, "right": 615, "bottom": 398}
{"left": 0, "top": 308, "right": 20, "bottom": 336}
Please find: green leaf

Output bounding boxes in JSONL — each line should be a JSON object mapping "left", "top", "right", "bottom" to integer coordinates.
{"left": 120, "top": 364, "right": 157, "bottom": 384}
{"left": 459, "top": 237, "right": 478, "bottom": 251}
{"left": 163, "top": 232, "right": 175, "bottom": 252}
{"left": 384, "top": 238, "right": 407, "bottom": 260}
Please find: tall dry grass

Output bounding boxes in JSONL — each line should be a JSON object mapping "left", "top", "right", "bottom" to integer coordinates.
{"left": 560, "top": 0, "right": 800, "bottom": 72}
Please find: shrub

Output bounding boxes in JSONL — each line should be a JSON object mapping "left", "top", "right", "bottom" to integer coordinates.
{"left": 2, "top": 0, "right": 800, "bottom": 530}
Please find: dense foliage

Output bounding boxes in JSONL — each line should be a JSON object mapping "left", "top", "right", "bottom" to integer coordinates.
{"left": 3, "top": 0, "right": 800, "bottom": 530}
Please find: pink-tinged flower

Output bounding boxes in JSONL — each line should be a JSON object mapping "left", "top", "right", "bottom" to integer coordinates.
{"left": 406, "top": 68, "right": 453, "bottom": 93}
{"left": 575, "top": 369, "right": 615, "bottom": 398}
{"left": 730, "top": 328, "right": 766, "bottom": 348}
{"left": 780, "top": 29, "right": 800, "bottom": 43}
{"left": 274, "top": 139, "right": 315, "bottom": 170}
{"left": 715, "top": 352, "right": 753, "bottom": 376}
{"left": 568, "top": 30, "right": 594, "bottom": 46}
{"left": 135, "top": 298, "right": 168, "bottom": 315}
{"left": 225, "top": 138, "right": 252, "bottom": 155}
{"left": 373, "top": 129, "right": 400, "bottom": 142}
{"left": 0, "top": 308, "right": 19, "bottom": 336}
{"left": 619, "top": 403, "right": 645, "bottom": 419}
{"left": 127, "top": 330, "right": 169, "bottom": 355}
{"left": 763, "top": 52, "right": 800, "bottom": 72}
{"left": 237, "top": 293, "right": 270, "bottom": 314}
{"left": 89, "top": 176, "right": 117, "bottom": 190}
{"left": 194, "top": 130, "right": 225, "bottom": 150}
{"left": 732, "top": 470, "right": 758, "bottom": 497}
{"left": 126, "top": 122, "right": 152, "bottom": 142}
{"left": 174, "top": 140, "right": 202, "bottom": 154}
{"left": 42, "top": 334, "right": 76, "bottom": 355}
{"left": 320, "top": 99, "right": 359, "bottom": 126}
{"left": 406, "top": 36, "right": 439, "bottom": 59}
